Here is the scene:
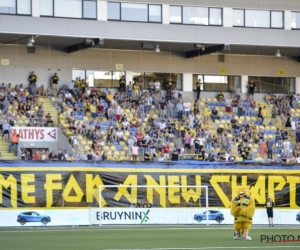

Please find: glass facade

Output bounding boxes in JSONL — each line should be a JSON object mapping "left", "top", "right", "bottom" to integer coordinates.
{"left": 291, "top": 12, "right": 300, "bottom": 29}
{"left": 248, "top": 76, "right": 295, "bottom": 93}
{"left": 193, "top": 75, "right": 241, "bottom": 92}
{"left": 234, "top": 9, "right": 283, "bottom": 28}
{"left": 40, "top": 0, "right": 97, "bottom": 19}
{"left": 73, "top": 70, "right": 126, "bottom": 88}
{"left": 108, "top": 2, "right": 162, "bottom": 23}
{"left": 0, "top": 0, "right": 31, "bottom": 15}
{"left": 171, "top": 5, "right": 222, "bottom": 26}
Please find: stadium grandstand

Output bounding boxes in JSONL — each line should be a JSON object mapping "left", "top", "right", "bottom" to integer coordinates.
{"left": 0, "top": 0, "right": 300, "bottom": 164}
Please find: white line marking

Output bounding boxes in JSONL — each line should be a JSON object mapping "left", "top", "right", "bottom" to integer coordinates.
{"left": 0, "top": 226, "right": 299, "bottom": 233}
{"left": 104, "top": 247, "right": 300, "bottom": 250}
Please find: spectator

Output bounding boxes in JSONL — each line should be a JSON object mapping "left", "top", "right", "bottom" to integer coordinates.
{"left": 144, "top": 151, "right": 151, "bottom": 161}
{"left": 195, "top": 79, "right": 202, "bottom": 100}
{"left": 28, "top": 71, "right": 37, "bottom": 89}
{"left": 159, "top": 99, "right": 166, "bottom": 119}
{"left": 275, "top": 139, "right": 283, "bottom": 156}
{"left": 248, "top": 80, "right": 256, "bottom": 97}
{"left": 154, "top": 79, "right": 161, "bottom": 95}
{"left": 171, "top": 149, "right": 180, "bottom": 161}
{"left": 87, "top": 150, "right": 93, "bottom": 160}
{"left": 266, "top": 138, "right": 274, "bottom": 159}
{"left": 176, "top": 101, "right": 184, "bottom": 121}
{"left": 260, "top": 139, "right": 267, "bottom": 158}
{"left": 211, "top": 107, "right": 220, "bottom": 123}
{"left": 225, "top": 96, "right": 231, "bottom": 114}
{"left": 48, "top": 151, "right": 58, "bottom": 160}
{"left": 283, "top": 139, "right": 291, "bottom": 158}
{"left": 183, "top": 100, "right": 191, "bottom": 118}
{"left": 261, "top": 106, "right": 267, "bottom": 123}
{"left": 203, "top": 104, "right": 211, "bottom": 125}
{"left": 217, "top": 91, "right": 224, "bottom": 102}
{"left": 8, "top": 129, "right": 19, "bottom": 156}
{"left": 162, "top": 142, "right": 170, "bottom": 160}
{"left": 33, "top": 150, "right": 41, "bottom": 160}
{"left": 131, "top": 143, "right": 139, "bottom": 161}
{"left": 51, "top": 73, "right": 59, "bottom": 96}
{"left": 57, "top": 149, "right": 65, "bottom": 161}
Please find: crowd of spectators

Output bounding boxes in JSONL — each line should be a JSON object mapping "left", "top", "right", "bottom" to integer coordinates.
{"left": 6, "top": 72, "right": 300, "bottom": 163}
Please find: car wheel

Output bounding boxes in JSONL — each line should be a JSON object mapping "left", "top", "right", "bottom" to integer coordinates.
{"left": 41, "top": 218, "right": 49, "bottom": 225}
{"left": 19, "top": 219, "right": 26, "bottom": 225}
{"left": 216, "top": 217, "right": 223, "bottom": 224}
{"left": 196, "top": 217, "right": 202, "bottom": 223}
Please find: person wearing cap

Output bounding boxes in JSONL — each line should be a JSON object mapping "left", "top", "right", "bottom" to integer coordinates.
{"left": 265, "top": 196, "right": 275, "bottom": 226}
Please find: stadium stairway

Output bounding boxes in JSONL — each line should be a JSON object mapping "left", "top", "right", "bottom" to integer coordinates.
{"left": 0, "top": 137, "right": 19, "bottom": 160}
{"left": 43, "top": 97, "right": 58, "bottom": 124}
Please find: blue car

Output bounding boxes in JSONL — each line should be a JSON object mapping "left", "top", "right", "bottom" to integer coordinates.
{"left": 296, "top": 212, "right": 300, "bottom": 223}
{"left": 17, "top": 211, "right": 51, "bottom": 225}
{"left": 194, "top": 210, "right": 224, "bottom": 224}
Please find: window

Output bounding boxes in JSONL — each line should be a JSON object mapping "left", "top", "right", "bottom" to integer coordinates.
{"left": 170, "top": 6, "right": 181, "bottom": 23}
{"left": 107, "top": 2, "right": 120, "bottom": 20}
{"left": 193, "top": 74, "right": 241, "bottom": 92}
{"left": 132, "top": 72, "right": 183, "bottom": 90}
{"left": 209, "top": 8, "right": 222, "bottom": 25}
{"left": 108, "top": 2, "right": 162, "bottom": 23}
{"left": 0, "top": 0, "right": 31, "bottom": 15}
{"left": 183, "top": 6, "right": 208, "bottom": 25}
{"left": 149, "top": 5, "right": 161, "bottom": 22}
{"left": 234, "top": 9, "right": 283, "bottom": 28}
{"left": 233, "top": 9, "right": 244, "bottom": 26}
{"left": 40, "top": 0, "right": 53, "bottom": 16}
{"left": 40, "top": 0, "right": 97, "bottom": 19}
{"left": 248, "top": 76, "right": 295, "bottom": 93}
{"left": 171, "top": 6, "right": 222, "bottom": 26}
{"left": 144, "top": 72, "right": 183, "bottom": 90}
{"left": 83, "top": 0, "right": 97, "bottom": 19}
{"left": 17, "top": 0, "right": 30, "bottom": 15}
{"left": 121, "top": 3, "right": 147, "bottom": 22}
{"left": 245, "top": 10, "right": 270, "bottom": 28}
{"left": 271, "top": 11, "right": 283, "bottom": 28}
{"left": 291, "top": 12, "right": 300, "bottom": 29}
{"left": 55, "top": 0, "right": 82, "bottom": 18}
{"left": 73, "top": 70, "right": 125, "bottom": 88}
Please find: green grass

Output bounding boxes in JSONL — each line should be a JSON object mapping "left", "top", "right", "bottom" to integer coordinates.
{"left": 0, "top": 225, "right": 300, "bottom": 250}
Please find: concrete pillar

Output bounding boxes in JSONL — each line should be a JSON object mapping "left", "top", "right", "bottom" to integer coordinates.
{"left": 241, "top": 75, "right": 248, "bottom": 94}
{"left": 98, "top": 0, "right": 107, "bottom": 21}
{"left": 162, "top": 4, "right": 169, "bottom": 24}
{"left": 183, "top": 73, "right": 193, "bottom": 92}
{"left": 223, "top": 8, "right": 233, "bottom": 28}
{"left": 32, "top": 0, "right": 40, "bottom": 17}
{"left": 295, "top": 77, "right": 300, "bottom": 93}
{"left": 126, "top": 71, "right": 133, "bottom": 85}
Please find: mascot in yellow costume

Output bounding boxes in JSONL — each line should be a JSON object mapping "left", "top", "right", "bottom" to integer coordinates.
{"left": 230, "top": 186, "right": 255, "bottom": 240}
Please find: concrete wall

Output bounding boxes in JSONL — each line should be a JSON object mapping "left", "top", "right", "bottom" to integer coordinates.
{"left": 0, "top": 45, "right": 299, "bottom": 94}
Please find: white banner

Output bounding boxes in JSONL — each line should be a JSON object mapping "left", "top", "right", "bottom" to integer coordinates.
{"left": 11, "top": 127, "right": 57, "bottom": 142}
{"left": 89, "top": 208, "right": 300, "bottom": 225}
{"left": 0, "top": 209, "right": 89, "bottom": 227}
{"left": 0, "top": 208, "right": 299, "bottom": 227}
